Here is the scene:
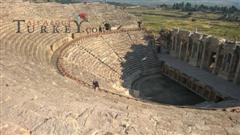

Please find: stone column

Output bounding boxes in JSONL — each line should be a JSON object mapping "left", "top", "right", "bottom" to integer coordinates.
{"left": 171, "top": 34, "right": 179, "bottom": 58}
{"left": 171, "top": 35, "right": 174, "bottom": 50}
{"left": 196, "top": 41, "right": 200, "bottom": 64}
{"left": 178, "top": 41, "right": 183, "bottom": 59}
{"left": 200, "top": 39, "right": 207, "bottom": 69}
{"left": 228, "top": 53, "right": 235, "bottom": 73}
{"left": 213, "top": 44, "right": 222, "bottom": 74}
{"left": 185, "top": 38, "right": 190, "bottom": 62}
{"left": 222, "top": 54, "right": 227, "bottom": 71}
{"left": 190, "top": 41, "right": 195, "bottom": 58}
{"left": 170, "top": 35, "right": 176, "bottom": 57}
{"left": 224, "top": 54, "right": 231, "bottom": 73}
{"left": 234, "top": 58, "right": 240, "bottom": 85}
{"left": 175, "top": 36, "right": 178, "bottom": 55}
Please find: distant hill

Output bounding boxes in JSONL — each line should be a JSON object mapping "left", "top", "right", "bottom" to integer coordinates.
{"left": 25, "top": 0, "right": 240, "bottom": 8}
{"left": 99, "top": 0, "right": 240, "bottom": 8}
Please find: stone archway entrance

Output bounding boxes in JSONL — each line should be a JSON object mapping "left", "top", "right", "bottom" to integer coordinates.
{"left": 209, "top": 52, "right": 217, "bottom": 72}
{"left": 104, "top": 23, "right": 111, "bottom": 31}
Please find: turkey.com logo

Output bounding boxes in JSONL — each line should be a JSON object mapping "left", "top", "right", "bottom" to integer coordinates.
{"left": 12, "top": 12, "right": 109, "bottom": 34}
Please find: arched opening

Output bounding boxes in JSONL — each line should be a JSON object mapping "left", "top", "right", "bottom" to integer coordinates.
{"left": 104, "top": 23, "right": 111, "bottom": 31}
{"left": 209, "top": 52, "right": 216, "bottom": 72}
{"left": 180, "top": 40, "right": 187, "bottom": 60}
{"left": 227, "top": 53, "right": 232, "bottom": 72}
{"left": 172, "top": 35, "right": 176, "bottom": 50}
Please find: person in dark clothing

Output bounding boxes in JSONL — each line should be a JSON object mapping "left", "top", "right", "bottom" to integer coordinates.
{"left": 137, "top": 21, "right": 142, "bottom": 29}
{"left": 99, "top": 26, "right": 102, "bottom": 33}
{"left": 71, "top": 33, "right": 74, "bottom": 39}
{"left": 92, "top": 80, "right": 99, "bottom": 90}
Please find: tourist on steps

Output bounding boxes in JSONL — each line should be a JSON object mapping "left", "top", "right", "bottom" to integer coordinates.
{"left": 92, "top": 80, "right": 99, "bottom": 91}
{"left": 137, "top": 21, "right": 142, "bottom": 29}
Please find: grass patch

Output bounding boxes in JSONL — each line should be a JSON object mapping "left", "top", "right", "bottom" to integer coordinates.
{"left": 127, "top": 8, "right": 240, "bottom": 40}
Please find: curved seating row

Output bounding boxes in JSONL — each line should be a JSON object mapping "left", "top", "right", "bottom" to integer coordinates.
{"left": 0, "top": 1, "right": 156, "bottom": 96}
{"left": 57, "top": 29, "right": 159, "bottom": 92}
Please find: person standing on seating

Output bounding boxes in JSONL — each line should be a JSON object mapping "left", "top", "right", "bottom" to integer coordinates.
{"left": 92, "top": 80, "right": 99, "bottom": 91}
{"left": 137, "top": 21, "right": 142, "bottom": 29}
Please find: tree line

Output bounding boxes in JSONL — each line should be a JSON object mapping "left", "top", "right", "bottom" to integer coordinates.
{"left": 171, "top": 2, "right": 239, "bottom": 13}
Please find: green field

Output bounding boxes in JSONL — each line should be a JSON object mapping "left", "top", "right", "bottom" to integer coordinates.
{"left": 127, "top": 7, "right": 240, "bottom": 40}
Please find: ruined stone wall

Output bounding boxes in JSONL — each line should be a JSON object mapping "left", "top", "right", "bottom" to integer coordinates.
{"left": 161, "top": 29, "right": 240, "bottom": 85}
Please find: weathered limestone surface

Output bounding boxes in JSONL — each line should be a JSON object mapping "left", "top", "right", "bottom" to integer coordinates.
{"left": 1, "top": 52, "right": 240, "bottom": 135}
{"left": 0, "top": 1, "right": 240, "bottom": 135}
